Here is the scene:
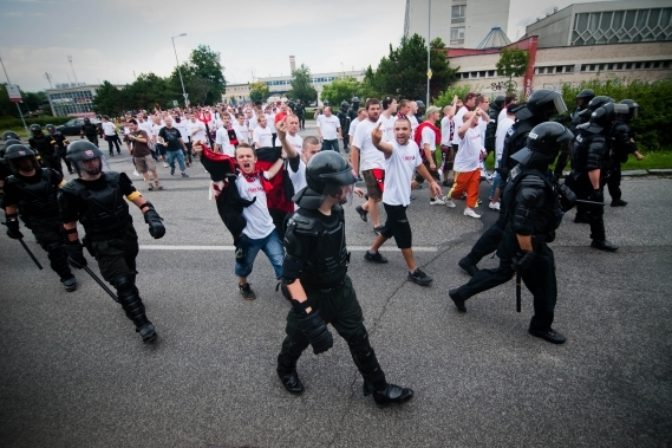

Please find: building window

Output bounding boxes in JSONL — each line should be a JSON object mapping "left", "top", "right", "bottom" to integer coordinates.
{"left": 451, "top": 4, "right": 466, "bottom": 23}
{"left": 487, "top": 70, "right": 495, "bottom": 77}
{"left": 450, "top": 26, "right": 465, "bottom": 45}
{"left": 572, "top": 7, "right": 672, "bottom": 46}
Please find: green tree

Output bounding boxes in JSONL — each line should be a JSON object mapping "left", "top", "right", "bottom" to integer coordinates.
{"left": 429, "top": 38, "right": 459, "bottom": 99}
{"left": 169, "top": 45, "right": 226, "bottom": 106}
{"left": 434, "top": 85, "right": 472, "bottom": 109}
{"left": 249, "top": 81, "right": 270, "bottom": 103}
{"left": 125, "top": 73, "right": 174, "bottom": 110}
{"left": 496, "top": 48, "right": 529, "bottom": 94}
{"left": 320, "top": 77, "right": 363, "bottom": 106}
{"left": 23, "top": 91, "right": 48, "bottom": 113}
{"left": 287, "top": 64, "right": 317, "bottom": 104}
{"left": 93, "top": 81, "right": 124, "bottom": 116}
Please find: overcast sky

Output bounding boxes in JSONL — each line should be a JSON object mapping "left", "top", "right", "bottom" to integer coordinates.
{"left": 0, "top": 0, "right": 604, "bottom": 92}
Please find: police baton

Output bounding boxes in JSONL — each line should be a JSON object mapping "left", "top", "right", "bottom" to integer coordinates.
{"left": 18, "top": 237, "right": 44, "bottom": 270}
{"left": 80, "top": 264, "right": 120, "bottom": 303}
{"left": 575, "top": 199, "right": 605, "bottom": 207}
{"left": 515, "top": 270, "right": 522, "bottom": 313}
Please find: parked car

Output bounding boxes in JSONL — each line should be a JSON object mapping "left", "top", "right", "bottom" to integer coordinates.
{"left": 56, "top": 117, "right": 101, "bottom": 136}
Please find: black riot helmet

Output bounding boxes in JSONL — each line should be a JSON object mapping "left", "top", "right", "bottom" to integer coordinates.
{"left": 619, "top": 99, "right": 639, "bottom": 121}
{"left": 511, "top": 122, "right": 574, "bottom": 169}
{"left": 45, "top": 123, "right": 57, "bottom": 134}
{"left": 2, "top": 130, "right": 20, "bottom": 141}
{"left": 587, "top": 95, "right": 613, "bottom": 111}
{"left": 351, "top": 96, "right": 360, "bottom": 105}
{"left": 493, "top": 95, "right": 506, "bottom": 110}
{"left": 306, "top": 151, "right": 356, "bottom": 195}
{"left": 67, "top": 139, "right": 104, "bottom": 176}
{"left": 340, "top": 100, "right": 349, "bottom": 112}
{"left": 575, "top": 89, "right": 595, "bottom": 108}
{"left": 29, "top": 123, "right": 42, "bottom": 135}
{"left": 4, "top": 144, "right": 40, "bottom": 173}
{"left": 0, "top": 138, "right": 21, "bottom": 158}
{"left": 588, "top": 102, "right": 630, "bottom": 130}
{"left": 513, "top": 89, "right": 568, "bottom": 122}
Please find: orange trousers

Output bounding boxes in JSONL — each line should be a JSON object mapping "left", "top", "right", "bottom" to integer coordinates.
{"left": 448, "top": 169, "right": 481, "bottom": 208}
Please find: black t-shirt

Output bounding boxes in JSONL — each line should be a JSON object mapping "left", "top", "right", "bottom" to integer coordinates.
{"left": 158, "top": 126, "right": 183, "bottom": 151}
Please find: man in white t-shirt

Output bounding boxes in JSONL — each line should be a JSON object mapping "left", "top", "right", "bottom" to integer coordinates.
{"left": 187, "top": 113, "right": 208, "bottom": 148}
{"left": 488, "top": 105, "right": 516, "bottom": 210}
{"left": 277, "top": 119, "right": 320, "bottom": 199}
{"left": 440, "top": 100, "right": 457, "bottom": 185}
{"left": 413, "top": 105, "right": 444, "bottom": 205}
{"left": 316, "top": 106, "right": 341, "bottom": 152}
{"left": 264, "top": 106, "right": 277, "bottom": 147}
{"left": 377, "top": 96, "right": 398, "bottom": 143}
{"left": 252, "top": 114, "right": 273, "bottom": 148}
{"left": 364, "top": 117, "right": 442, "bottom": 286}
{"left": 149, "top": 114, "right": 165, "bottom": 165}
{"left": 233, "top": 143, "right": 285, "bottom": 300}
{"left": 101, "top": 115, "right": 121, "bottom": 156}
{"left": 233, "top": 113, "right": 251, "bottom": 145}
{"left": 451, "top": 92, "right": 478, "bottom": 148}
{"left": 348, "top": 108, "right": 367, "bottom": 143}
{"left": 351, "top": 98, "right": 385, "bottom": 232}
{"left": 445, "top": 109, "right": 489, "bottom": 218}
{"left": 214, "top": 114, "right": 236, "bottom": 156}
{"left": 282, "top": 114, "right": 303, "bottom": 157}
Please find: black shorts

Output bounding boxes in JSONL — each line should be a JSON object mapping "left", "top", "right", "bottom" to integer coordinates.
{"left": 381, "top": 203, "right": 412, "bottom": 249}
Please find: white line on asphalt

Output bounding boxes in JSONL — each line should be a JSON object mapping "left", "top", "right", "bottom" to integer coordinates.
{"left": 139, "top": 245, "right": 438, "bottom": 252}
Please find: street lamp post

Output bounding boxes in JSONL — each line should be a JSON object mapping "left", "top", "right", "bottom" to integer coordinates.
{"left": 171, "top": 33, "right": 189, "bottom": 107}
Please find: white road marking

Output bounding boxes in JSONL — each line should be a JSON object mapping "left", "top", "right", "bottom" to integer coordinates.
{"left": 139, "top": 244, "right": 438, "bottom": 252}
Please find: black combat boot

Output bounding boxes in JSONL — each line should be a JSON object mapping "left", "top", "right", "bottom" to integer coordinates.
{"left": 112, "top": 274, "right": 157, "bottom": 343}
{"left": 363, "top": 381, "right": 414, "bottom": 406}
{"left": 277, "top": 337, "right": 308, "bottom": 394}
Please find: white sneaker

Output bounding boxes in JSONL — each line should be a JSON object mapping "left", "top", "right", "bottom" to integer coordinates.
{"left": 444, "top": 197, "right": 457, "bottom": 208}
{"left": 464, "top": 207, "right": 481, "bottom": 219}
{"left": 133, "top": 170, "right": 140, "bottom": 177}
{"left": 488, "top": 201, "right": 501, "bottom": 211}
{"left": 163, "top": 162, "right": 169, "bottom": 168}
{"left": 430, "top": 196, "right": 445, "bottom": 206}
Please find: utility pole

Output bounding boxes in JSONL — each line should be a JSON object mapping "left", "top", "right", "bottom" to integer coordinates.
{"left": 0, "top": 53, "right": 29, "bottom": 133}
{"left": 426, "top": 0, "right": 432, "bottom": 107}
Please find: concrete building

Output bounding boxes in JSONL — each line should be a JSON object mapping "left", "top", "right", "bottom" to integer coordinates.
{"left": 404, "top": 0, "right": 511, "bottom": 48}
{"left": 446, "top": 0, "right": 672, "bottom": 97}
{"left": 223, "top": 70, "right": 365, "bottom": 105}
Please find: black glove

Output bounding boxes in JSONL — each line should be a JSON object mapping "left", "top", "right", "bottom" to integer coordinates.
{"left": 558, "top": 183, "right": 577, "bottom": 212}
{"left": 296, "top": 309, "right": 333, "bottom": 355}
{"left": 64, "top": 240, "right": 87, "bottom": 268}
{"left": 143, "top": 205, "right": 165, "bottom": 239}
{"left": 5, "top": 218, "right": 23, "bottom": 239}
{"left": 512, "top": 251, "right": 536, "bottom": 272}
{"left": 589, "top": 189, "right": 604, "bottom": 204}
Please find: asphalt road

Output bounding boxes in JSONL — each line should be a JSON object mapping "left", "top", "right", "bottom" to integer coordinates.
{"left": 1, "top": 124, "right": 671, "bottom": 448}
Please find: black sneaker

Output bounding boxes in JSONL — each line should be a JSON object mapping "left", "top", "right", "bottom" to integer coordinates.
{"left": 363, "top": 381, "right": 414, "bottom": 406}
{"left": 591, "top": 240, "right": 618, "bottom": 252}
{"left": 364, "top": 251, "right": 388, "bottom": 264}
{"left": 373, "top": 225, "right": 385, "bottom": 235}
{"left": 61, "top": 275, "right": 77, "bottom": 292}
{"left": 529, "top": 327, "right": 566, "bottom": 344}
{"left": 239, "top": 283, "right": 256, "bottom": 300}
{"left": 355, "top": 205, "right": 368, "bottom": 222}
{"left": 448, "top": 288, "right": 467, "bottom": 312}
{"left": 181, "top": 172, "right": 189, "bottom": 178}
{"left": 170, "top": 166, "right": 175, "bottom": 175}
{"left": 408, "top": 268, "right": 432, "bottom": 286}
{"left": 611, "top": 199, "right": 627, "bottom": 207}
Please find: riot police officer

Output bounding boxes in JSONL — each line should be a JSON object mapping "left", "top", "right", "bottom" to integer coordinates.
{"left": 449, "top": 122, "right": 573, "bottom": 344}
{"left": 80, "top": 118, "right": 100, "bottom": 146}
{"left": 276, "top": 151, "right": 413, "bottom": 405}
{"left": 567, "top": 103, "right": 628, "bottom": 251}
{"left": 1, "top": 137, "right": 22, "bottom": 207}
{"left": 28, "top": 124, "right": 60, "bottom": 172}
{"left": 570, "top": 89, "right": 595, "bottom": 132}
{"left": 46, "top": 123, "right": 72, "bottom": 174}
{"left": 58, "top": 140, "right": 166, "bottom": 343}
{"left": 459, "top": 89, "right": 568, "bottom": 276}
{"left": 3, "top": 144, "right": 77, "bottom": 291}
{"left": 606, "top": 99, "right": 641, "bottom": 207}
{"left": 347, "top": 96, "right": 361, "bottom": 122}
{"left": 337, "top": 100, "right": 352, "bottom": 152}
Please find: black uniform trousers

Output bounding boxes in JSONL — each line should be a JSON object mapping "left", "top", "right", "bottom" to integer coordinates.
{"left": 30, "top": 220, "right": 72, "bottom": 280}
{"left": 278, "top": 276, "right": 387, "bottom": 389}
{"left": 85, "top": 226, "right": 139, "bottom": 285}
{"left": 463, "top": 218, "right": 505, "bottom": 266}
{"left": 606, "top": 159, "right": 622, "bottom": 203}
{"left": 455, "top": 237, "right": 557, "bottom": 332}
{"left": 572, "top": 173, "right": 606, "bottom": 242}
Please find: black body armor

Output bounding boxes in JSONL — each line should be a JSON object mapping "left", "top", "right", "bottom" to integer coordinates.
{"left": 5, "top": 168, "right": 61, "bottom": 226}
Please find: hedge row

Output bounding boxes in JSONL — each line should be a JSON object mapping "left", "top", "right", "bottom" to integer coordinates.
{"left": 0, "top": 115, "right": 72, "bottom": 132}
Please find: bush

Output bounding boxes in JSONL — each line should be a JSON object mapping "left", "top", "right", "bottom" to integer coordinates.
{"left": 562, "top": 79, "right": 672, "bottom": 151}
{"left": 0, "top": 115, "right": 72, "bottom": 132}
{"left": 433, "top": 85, "right": 472, "bottom": 109}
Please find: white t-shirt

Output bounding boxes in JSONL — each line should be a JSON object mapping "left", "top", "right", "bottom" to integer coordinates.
{"left": 420, "top": 126, "right": 437, "bottom": 152}
{"left": 235, "top": 174, "right": 275, "bottom": 240}
{"left": 353, "top": 119, "right": 385, "bottom": 171}
{"left": 409, "top": 115, "right": 419, "bottom": 135}
{"left": 247, "top": 116, "right": 258, "bottom": 130}
{"left": 174, "top": 120, "right": 189, "bottom": 144}
{"left": 454, "top": 124, "right": 486, "bottom": 172}
{"left": 138, "top": 120, "right": 153, "bottom": 137}
{"left": 215, "top": 127, "right": 235, "bottom": 157}
{"left": 377, "top": 113, "right": 396, "bottom": 143}
{"left": 317, "top": 114, "right": 341, "bottom": 140}
{"left": 348, "top": 117, "right": 364, "bottom": 138}
{"left": 233, "top": 122, "right": 250, "bottom": 144}
{"left": 253, "top": 125, "right": 273, "bottom": 148}
{"left": 451, "top": 107, "right": 468, "bottom": 145}
{"left": 150, "top": 122, "right": 163, "bottom": 144}
{"left": 102, "top": 122, "right": 116, "bottom": 136}
{"left": 264, "top": 113, "right": 277, "bottom": 133}
{"left": 440, "top": 116, "right": 453, "bottom": 146}
{"left": 188, "top": 120, "right": 207, "bottom": 143}
{"left": 288, "top": 158, "right": 307, "bottom": 196}
{"left": 383, "top": 140, "right": 422, "bottom": 207}
{"left": 285, "top": 133, "right": 303, "bottom": 156}
{"left": 495, "top": 114, "right": 515, "bottom": 166}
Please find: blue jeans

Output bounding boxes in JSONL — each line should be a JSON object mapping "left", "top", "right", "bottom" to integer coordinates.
{"left": 166, "top": 149, "right": 186, "bottom": 172}
{"left": 490, "top": 159, "right": 504, "bottom": 198}
{"left": 322, "top": 139, "right": 339, "bottom": 152}
{"left": 235, "top": 230, "right": 284, "bottom": 279}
